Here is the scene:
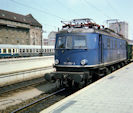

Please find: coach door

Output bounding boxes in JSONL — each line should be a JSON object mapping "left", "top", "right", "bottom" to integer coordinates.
{"left": 99, "top": 34, "right": 103, "bottom": 63}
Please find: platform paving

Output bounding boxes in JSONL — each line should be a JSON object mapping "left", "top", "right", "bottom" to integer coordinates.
{"left": 0, "top": 56, "right": 54, "bottom": 75}
{"left": 41, "top": 62, "right": 133, "bottom": 113}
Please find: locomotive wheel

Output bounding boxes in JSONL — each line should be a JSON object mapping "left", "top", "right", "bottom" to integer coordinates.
{"left": 110, "top": 66, "right": 115, "bottom": 72}
{"left": 74, "top": 82, "right": 79, "bottom": 88}
{"left": 74, "top": 81, "right": 85, "bottom": 89}
{"left": 92, "top": 74, "right": 98, "bottom": 82}
{"left": 85, "top": 79, "right": 92, "bottom": 85}
{"left": 59, "top": 79, "right": 64, "bottom": 88}
{"left": 67, "top": 79, "right": 74, "bottom": 87}
{"left": 105, "top": 68, "right": 111, "bottom": 75}
{"left": 121, "top": 62, "right": 125, "bottom": 67}
{"left": 117, "top": 64, "right": 121, "bottom": 69}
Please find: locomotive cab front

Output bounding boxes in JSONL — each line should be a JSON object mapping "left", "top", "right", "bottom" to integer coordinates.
{"left": 54, "top": 33, "right": 99, "bottom": 72}
{"left": 44, "top": 33, "right": 100, "bottom": 86}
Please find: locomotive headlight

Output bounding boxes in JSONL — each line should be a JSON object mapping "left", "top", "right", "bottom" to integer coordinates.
{"left": 55, "top": 59, "right": 59, "bottom": 65}
{"left": 81, "top": 59, "right": 88, "bottom": 65}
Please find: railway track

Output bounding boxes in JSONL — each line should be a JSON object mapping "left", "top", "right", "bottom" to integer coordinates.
{"left": 0, "top": 66, "right": 53, "bottom": 87}
{"left": 0, "top": 66, "right": 53, "bottom": 76}
{"left": 0, "top": 77, "right": 46, "bottom": 95}
{"left": 11, "top": 88, "right": 66, "bottom": 113}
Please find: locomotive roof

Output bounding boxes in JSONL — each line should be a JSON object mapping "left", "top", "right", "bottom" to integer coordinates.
{"left": 58, "top": 27, "right": 126, "bottom": 40}
{"left": 59, "top": 18, "right": 126, "bottom": 40}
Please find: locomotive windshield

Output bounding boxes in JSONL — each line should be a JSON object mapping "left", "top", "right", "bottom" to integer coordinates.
{"left": 73, "top": 36, "right": 87, "bottom": 49}
{"left": 56, "top": 35, "right": 87, "bottom": 49}
{"left": 56, "top": 36, "right": 66, "bottom": 49}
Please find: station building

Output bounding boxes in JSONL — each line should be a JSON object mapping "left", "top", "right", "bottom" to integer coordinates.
{"left": 47, "top": 31, "right": 56, "bottom": 46}
{"left": 0, "top": 9, "right": 42, "bottom": 45}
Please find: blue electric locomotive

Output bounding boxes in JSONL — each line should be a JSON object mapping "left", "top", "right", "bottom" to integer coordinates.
{"left": 45, "top": 18, "right": 127, "bottom": 87}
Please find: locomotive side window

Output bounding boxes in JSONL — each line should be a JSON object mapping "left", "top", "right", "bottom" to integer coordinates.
{"left": 120, "top": 42, "right": 122, "bottom": 48}
{"left": 115, "top": 40, "right": 117, "bottom": 49}
{"left": 107, "top": 38, "right": 110, "bottom": 48}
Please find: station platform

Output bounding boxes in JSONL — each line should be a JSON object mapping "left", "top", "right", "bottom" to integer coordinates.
{"left": 0, "top": 56, "right": 54, "bottom": 75}
{"left": 41, "top": 62, "right": 133, "bottom": 113}
{"left": 0, "top": 56, "right": 54, "bottom": 86}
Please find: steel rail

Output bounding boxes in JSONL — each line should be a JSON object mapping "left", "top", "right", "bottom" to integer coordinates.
{"left": 11, "top": 88, "right": 65, "bottom": 113}
{"left": 0, "top": 77, "right": 46, "bottom": 95}
{"left": 0, "top": 66, "right": 53, "bottom": 94}
{"left": 0, "top": 66, "right": 53, "bottom": 77}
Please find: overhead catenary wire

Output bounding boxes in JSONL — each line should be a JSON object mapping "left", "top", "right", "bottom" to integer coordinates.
{"left": 9, "top": 0, "right": 63, "bottom": 32}
{"left": 83, "top": 0, "right": 111, "bottom": 19}
{"left": 106, "top": 0, "right": 121, "bottom": 19}
{"left": 55, "top": 0, "right": 82, "bottom": 17}
{"left": 10, "top": 0, "right": 65, "bottom": 20}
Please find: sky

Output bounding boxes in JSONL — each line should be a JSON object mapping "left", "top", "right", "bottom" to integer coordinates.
{"left": 0, "top": 0, "right": 133, "bottom": 39}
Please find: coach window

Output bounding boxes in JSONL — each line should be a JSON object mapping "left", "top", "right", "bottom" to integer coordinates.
{"left": 36, "top": 49, "right": 38, "bottom": 52}
{"left": 26, "top": 49, "right": 28, "bottom": 53}
{"left": 0, "top": 49, "right": 1, "bottom": 53}
{"left": 42, "top": 49, "right": 44, "bottom": 53}
{"left": 30, "top": 49, "right": 32, "bottom": 53}
{"left": 33, "top": 49, "right": 35, "bottom": 53}
{"left": 23, "top": 49, "right": 25, "bottom": 53}
{"left": 20, "top": 49, "right": 22, "bottom": 53}
{"left": 8, "top": 49, "right": 11, "bottom": 53}
{"left": 3, "top": 49, "right": 6, "bottom": 53}
{"left": 13, "top": 49, "right": 15, "bottom": 53}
